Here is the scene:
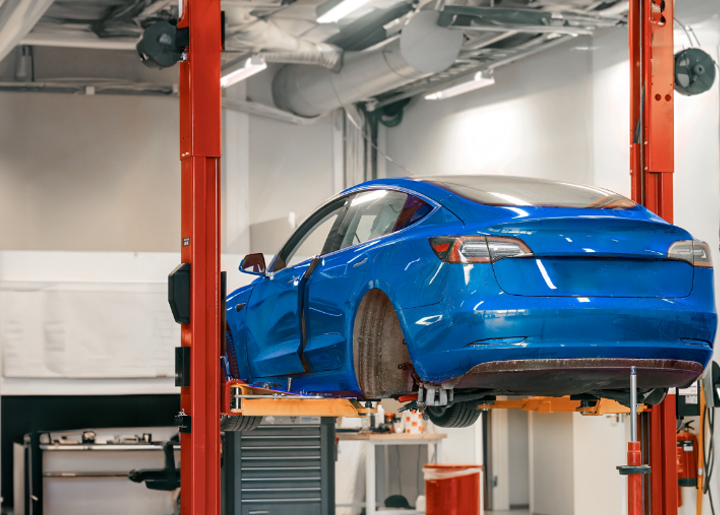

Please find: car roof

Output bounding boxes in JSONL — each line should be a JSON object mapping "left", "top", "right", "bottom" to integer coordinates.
{"left": 342, "top": 175, "right": 637, "bottom": 210}
{"left": 340, "top": 176, "right": 451, "bottom": 203}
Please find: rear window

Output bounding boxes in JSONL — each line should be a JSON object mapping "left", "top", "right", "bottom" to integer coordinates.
{"left": 419, "top": 175, "right": 636, "bottom": 209}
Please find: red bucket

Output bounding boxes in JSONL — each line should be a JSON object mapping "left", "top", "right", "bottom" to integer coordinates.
{"left": 423, "top": 464, "right": 483, "bottom": 515}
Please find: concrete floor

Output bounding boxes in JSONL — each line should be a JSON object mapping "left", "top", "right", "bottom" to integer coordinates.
{"left": 487, "top": 511, "right": 531, "bottom": 515}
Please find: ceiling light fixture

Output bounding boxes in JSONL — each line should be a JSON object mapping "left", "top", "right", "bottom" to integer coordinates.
{"left": 424, "top": 70, "right": 495, "bottom": 100}
{"left": 220, "top": 55, "right": 267, "bottom": 88}
{"left": 316, "top": 0, "right": 372, "bottom": 24}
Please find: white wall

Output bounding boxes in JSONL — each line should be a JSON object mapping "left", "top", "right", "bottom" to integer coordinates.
{"left": 244, "top": 72, "right": 340, "bottom": 255}
{"left": 0, "top": 77, "right": 341, "bottom": 398}
{"left": 0, "top": 92, "right": 180, "bottom": 252}
{"left": 508, "top": 409, "right": 530, "bottom": 508}
{"left": 572, "top": 414, "right": 627, "bottom": 515}
{"left": 529, "top": 412, "right": 574, "bottom": 515}
{"left": 491, "top": 408, "right": 511, "bottom": 510}
{"left": 385, "top": 34, "right": 594, "bottom": 184}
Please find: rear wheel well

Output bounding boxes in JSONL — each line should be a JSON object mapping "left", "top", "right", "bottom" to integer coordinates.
{"left": 353, "top": 289, "right": 414, "bottom": 399}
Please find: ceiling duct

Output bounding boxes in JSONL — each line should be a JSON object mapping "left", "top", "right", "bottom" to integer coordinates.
{"left": 0, "top": 0, "right": 55, "bottom": 63}
{"left": 272, "top": 10, "right": 463, "bottom": 118}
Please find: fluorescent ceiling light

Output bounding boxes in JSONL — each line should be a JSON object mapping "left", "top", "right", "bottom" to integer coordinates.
{"left": 424, "top": 71, "right": 495, "bottom": 100}
{"left": 220, "top": 56, "right": 267, "bottom": 88}
{"left": 316, "top": 0, "right": 371, "bottom": 24}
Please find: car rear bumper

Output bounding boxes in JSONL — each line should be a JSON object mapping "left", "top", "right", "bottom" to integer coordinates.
{"left": 448, "top": 358, "right": 703, "bottom": 395}
{"left": 396, "top": 266, "right": 716, "bottom": 393}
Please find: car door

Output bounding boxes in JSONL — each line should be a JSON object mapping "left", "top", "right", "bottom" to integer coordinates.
{"left": 303, "top": 189, "right": 429, "bottom": 372}
{"left": 244, "top": 196, "right": 348, "bottom": 378}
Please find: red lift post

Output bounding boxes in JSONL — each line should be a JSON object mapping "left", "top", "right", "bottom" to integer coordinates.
{"left": 628, "top": 0, "right": 678, "bottom": 513}
{"left": 177, "top": 0, "right": 223, "bottom": 512}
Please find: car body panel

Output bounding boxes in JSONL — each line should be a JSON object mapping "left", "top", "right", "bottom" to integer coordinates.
{"left": 493, "top": 257, "right": 694, "bottom": 298}
{"left": 226, "top": 176, "right": 718, "bottom": 399}
{"left": 245, "top": 262, "right": 311, "bottom": 377}
{"left": 304, "top": 243, "right": 374, "bottom": 373}
{"left": 398, "top": 266, "right": 715, "bottom": 388}
{"left": 226, "top": 286, "right": 254, "bottom": 380}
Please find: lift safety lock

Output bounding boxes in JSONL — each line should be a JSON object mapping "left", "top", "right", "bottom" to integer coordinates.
{"left": 175, "top": 410, "right": 191, "bottom": 434}
{"left": 168, "top": 263, "right": 191, "bottom": 324}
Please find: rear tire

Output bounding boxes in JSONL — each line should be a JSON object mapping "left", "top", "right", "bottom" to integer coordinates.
{"left": 353, "top": 290, "right": 414, "bottom": 399}
{"left": 427, "top": 402, "right": 481, "bottom": 428}
{"left": 221, "top": 414, "right": 262, "bottom": 432}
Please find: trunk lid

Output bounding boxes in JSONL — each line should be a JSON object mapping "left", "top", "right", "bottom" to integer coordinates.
{"left": 487, "top": 215, "right": 694, "bottom": 298}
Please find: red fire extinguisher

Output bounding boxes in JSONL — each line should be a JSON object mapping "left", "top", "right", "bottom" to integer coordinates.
{"left": 677, "top": 421, "right": 699, "bottom": 488}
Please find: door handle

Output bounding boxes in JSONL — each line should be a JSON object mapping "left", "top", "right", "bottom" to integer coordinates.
{"left": 353, "top": 257, "right": 368, "bottom": 267}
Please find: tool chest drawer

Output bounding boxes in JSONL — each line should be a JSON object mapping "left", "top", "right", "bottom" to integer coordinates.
{"left": 222, "top": 417, "right": 335, "bottom": 515}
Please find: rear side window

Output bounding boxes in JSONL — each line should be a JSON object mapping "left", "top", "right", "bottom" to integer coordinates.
{"left": 420, "top": 175, "right": 636, "bottom": 209}
{"left": 394, "top": 195, "right": 433, "bottom": 231}
{"left": 337, "top": 190, "right": 407, "bottom": 250}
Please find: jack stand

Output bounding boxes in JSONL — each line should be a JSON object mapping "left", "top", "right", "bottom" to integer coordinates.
{"left": 617, "top": 366, "right": 651, "bottom": 514}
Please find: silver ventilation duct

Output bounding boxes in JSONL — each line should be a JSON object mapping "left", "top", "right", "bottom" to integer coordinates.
{"left": 272, "top": 11, "right": 463, "bottom": 118}
{"left": 259, "top": 49, "right": 342, "bottom": 70}
{"left": 227, "top": 16, "right": 342, "bottom": 70}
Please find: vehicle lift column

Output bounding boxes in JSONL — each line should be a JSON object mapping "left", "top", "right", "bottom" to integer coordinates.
{"left": 628, "top": 0, "right": 678, "bottom": 513}
{"left": 177, "top": 0, "right": 223, "bottom": 513}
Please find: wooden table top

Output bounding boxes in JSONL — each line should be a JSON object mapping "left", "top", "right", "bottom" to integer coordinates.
{"left": 336, "top": 432, "right": 447, "bottom": 441}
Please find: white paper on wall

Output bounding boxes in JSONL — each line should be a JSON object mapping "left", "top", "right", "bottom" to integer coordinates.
{"left": 0, "top": 281, "right": 178, "bottom": 378}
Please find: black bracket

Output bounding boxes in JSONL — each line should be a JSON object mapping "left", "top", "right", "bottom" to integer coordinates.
{"left": 175, "top": 346, "right": 190, "bottom": 387}
{"left": 137, "top": 21, "right": 189, "bottom": 69}
{"left": 175, "top": 411, "right": 192, "bottom": 434}
{"left": 169, "top": 263, "right": 191, "bottom": 324}
{"left": 617, "top": 464, "right": 651, "bottom": 475}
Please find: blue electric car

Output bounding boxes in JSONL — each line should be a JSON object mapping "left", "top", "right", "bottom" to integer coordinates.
{"left": 224, "top": 175, "right": 717, "bottom": 428}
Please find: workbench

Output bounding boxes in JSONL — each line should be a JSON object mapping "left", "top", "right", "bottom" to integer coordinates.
{"left": 336, "top": 432, "right": 446, "bottom": 515}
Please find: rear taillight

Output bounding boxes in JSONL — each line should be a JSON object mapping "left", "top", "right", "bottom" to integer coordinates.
{"left": 668, "top": 240, "right": 713, "bottom": 268}
{"left": 430, "top": 236, "right": 533, "bottom": 264}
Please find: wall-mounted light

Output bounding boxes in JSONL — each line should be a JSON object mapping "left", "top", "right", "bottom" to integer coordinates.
{"left": 316, "top": 0, "right": 371, "bottom": 24}
{"left": 220, "top": 55, "right": 267, "bottom": 88}
{"left": 425, "top": 70, "right": 495, "bottom": 100}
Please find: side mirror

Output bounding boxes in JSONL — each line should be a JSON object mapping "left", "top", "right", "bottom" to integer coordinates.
{"left": 240, "top": 253, "right": 267, "bottom": 276}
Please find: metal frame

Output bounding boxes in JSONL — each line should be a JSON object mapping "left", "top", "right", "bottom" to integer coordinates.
{"left": 475, "top": 396, "right": 641, "bottom": 416}
{"left": 628, "top": 0, "right": 678, "bottom": 513}
{"left": 172, "top": 0, "right": 679, "bottom": 512}
{"left": 224, "top": 381, "right": 376, "bottom": 418}
{"left": 177, "top": 0, "right": 223, "bottom": 512}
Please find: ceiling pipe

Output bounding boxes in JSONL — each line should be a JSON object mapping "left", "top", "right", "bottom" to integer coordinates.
{"left": 222, "top": 98, "right": 328, "bottom": 125}
{"left": 21, "top": 26, "right": 138, "bottom": 50}
{"left": 272, "top": 10, "right": 463, "bottom": 118}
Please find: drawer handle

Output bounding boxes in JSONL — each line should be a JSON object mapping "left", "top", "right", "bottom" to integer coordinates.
{"left": 248, "top": 511, "right": 270, "bottom": 515}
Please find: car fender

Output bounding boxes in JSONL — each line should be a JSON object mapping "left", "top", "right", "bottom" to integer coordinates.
{"left": 226, "top": 284, "right": 256, "bottom": 380}
{"left": 347, "top": 277, "right": 421, "bottom": 372}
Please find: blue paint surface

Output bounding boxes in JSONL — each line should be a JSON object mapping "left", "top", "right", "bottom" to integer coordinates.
{"left": 225, "top": 177, "right": 717, "bottom": 397}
